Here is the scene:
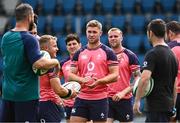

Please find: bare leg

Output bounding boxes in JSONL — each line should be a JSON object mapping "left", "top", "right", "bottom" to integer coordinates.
{"left": 70, "top": 116, "right": 88, "bottom": 123}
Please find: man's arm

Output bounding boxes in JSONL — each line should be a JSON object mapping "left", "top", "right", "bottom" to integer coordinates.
{"left": 33, "top": 57, "right": 60, "bottom": 70}
{"left": 88, "top": 65, "right": 119, "bottom": 88}
{"left": 68, "top": 66, "right": 91, "bottom": 84}
{"left": 112, "top": 69, "right": 141, "bottom": 101}
{"left": 133, "top": 70, "right": 152, "bottom": 114}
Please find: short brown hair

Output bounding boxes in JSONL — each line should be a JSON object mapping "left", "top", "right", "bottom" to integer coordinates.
{"left": 147, "top": 19, "right": 166, "bottom": 38}
{"left": 86, "top": 20, "right": 102, "bottom": 31}
{"left": 39, "top": 35, "right": 57, "bottom": 49}
{"left": 15, "top": 3, "right": 33, "bottom": 21}
{"left": 108, "top": 28, "right": 123, "bottom": 35}
{"left": 166, "top": 21, "right": 180, "bottom": 35}
{"left": 65, "top": 33, "right": 80, "bottom": 45}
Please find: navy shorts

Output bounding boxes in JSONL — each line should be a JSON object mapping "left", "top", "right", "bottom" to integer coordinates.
{"left": 39, "top": 100, "right": 65, "bottom": 122}
{"left": 71, "top": 97, "right": 108, "bottom": 121}
{"left": 145, "top": 111, "right": 170, "bottom": 122}
{"left": 0, "top": 99, "right": 39, "bottom": 122}
{"left": 176, "top": 93, "right": 180, "bottom": 120}
{"left": 108, "top": 97, "right": 133, "bottom": 122}
{"left": 64, "top": 106, "right": 73, "bottom": 119}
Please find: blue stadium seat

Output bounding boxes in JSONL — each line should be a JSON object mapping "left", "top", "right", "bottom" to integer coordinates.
{"left": 93, "top": 15, "right": 105, "bottom": 25}
{"left": 111, "top": 16, "right": 126, "bottom": 30}
{"left": 62, "top": 0, "right": 75, "bottom": 14}
{"left": 121, "top": 0, "right": 136, "bottom": 13}
{"left": 22, "top": 0, "right": 38, "bottom": 9}
{"left": 137, "top": 54, "right": 144, "bottom": 66}
{"left": 80, "top": 35, "right": 88, "bottom": 46}
{"left": 42, "top": 0, "right": 56, "bottom": 14}
{"left": 57, "top": 35, "right": 67, "bottom": 53}
{"left": 68, "top": 16, "right": 76, "bottom": 32}
{"left": 100, "top": 34, "right": 108, "bottom": 45}
{"left": 170, "top": 14, "right": 179, "bottom": 21}
{"left": 125, "top": 34, "right": 143, "bottom": 53}
{"left": 37, "top": 16, "right": 46, "bottom": 34}
{"left": 130, "top": 15, "right": 146, "bottom": 33}
{"left": 51, "top": 16, "right": 65, "bottom": 34}
{"left": 141, "top": 0, "right": 156, "bottom": 13}
{"left": 143, "top": 35, "right": 152, "bottom": 51}
{"left": 101, "top": 0, "right": 115, "bottom": 13}
{"left": 151, "top": 14, "right": 166, "bottom": 20}
{"left": 9, "top": 17, "right": 16, "bottom": 27}
{"left": 80, "top": 0, "right": 96, "bottom": 14}
{"left": 160, "top": 0, "right": 176, "bottom": 12}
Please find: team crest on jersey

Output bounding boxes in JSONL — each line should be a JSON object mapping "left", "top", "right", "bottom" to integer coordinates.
{"left": 143, "top": 61, "right": 148, "bottom": 68}
{"left": 81, "top": 55, "right": 88, "bottom": 59}
{"left": 117, "top": 54, "right": 124, "bottom": 63}
{"left": 65, "top": 65, "right": 70, "bottom": 71}
{"left": 87, "top": 62, "right": 95, "bottom": 71}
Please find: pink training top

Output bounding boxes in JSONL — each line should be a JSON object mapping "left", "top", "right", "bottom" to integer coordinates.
{"left": 60, "top": 57, "right": 75, "bottom": 107}
{"left": 168, "top": 40, "right": 180, "bottom": 93}
{"left": 108, "top": 48, "right": 140, "bottom": 99}
{"left": 71, "top": 44, "right": 118, "bottom": 100}
{"left": 40, "top": 70, "right": 62, "bottom": 105}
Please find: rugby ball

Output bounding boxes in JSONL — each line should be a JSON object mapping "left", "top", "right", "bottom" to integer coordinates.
{"left": 32, "top": 50, "right": 51, "bottom": 76}
{"left": 62, "top": 81, "right": 81, "bottom": 93}
{"left": 133, "top": 77, "right": 154, "bottom": 97}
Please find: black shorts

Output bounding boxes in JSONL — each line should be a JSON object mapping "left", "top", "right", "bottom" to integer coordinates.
{"left": 176, "top": 93, "right": 180, "bottom": 120}
{"left": 71, "top": 97, "right": 108, "bottom": 121}
{"left": 39, "top": 100, "right": 65, "bottom": 122}
{"left": 108, "top": 97, "right": 133, "bottom": 122}
{"left": 0, "top": 99, "right": 39, "bottom": 122}
{"left": 145, "top": 111, "right": 170, "bottom": 122}
{"left": 64, "top": 106, "right": 73, "bottom": 119}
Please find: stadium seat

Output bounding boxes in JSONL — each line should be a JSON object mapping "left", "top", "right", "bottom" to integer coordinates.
{"left": 93, "top": 15, "right": 105, "bottom": 25}
{"left": 51, "top": 16, "right": 65, "bottom": 34}
{"left": 111, "top": 16, "right": 126, "bottom": 30}
{"left": 22, "top": 0, "right": 38, "bottom": 9}
{"left": 101, "top": 0, "right": 116, "bottom": 13}
{"left": 125, "top": 34, "right": 143, "bottom": 54}
{"left": 37, "top": 16, "right": 46, "bottom": 34}
{"left": 160, "top": 0, "right": 176, "bottom": 12}
{"left": 42, "top": 0, "right": 56, "bottom": 14}
{"left": 170, "top": 14, "right": 179, "bottom": 21}
{"left": 62, "top": 0, "right": 75, "bottom": 14}
{"left": 100, "top": 34, "right": 108, "bottom": 45}
{"left": 130, "top": 15, "right": 146, "bottom": 34}
{"left": 151, "top": 14, "right": 166, "bottom": 20}
{"left": 57, "top": 35, "right": 67, "bottom": 53}
{"left": 80, "top": 0, "right": 96, "bottom": 14}
{"left": 9, "top": 17, "right": 16, "bottom": 27}
{"left": 80, "top": 35, "right": 88, "bottom": 46}
{"left": 143, "top": 35, "right": 152, "bottom": 51}
{"left": 121, "top": 0, "right": 136, "bottom": 13}
{"left": 141, "top": 0, "right": 155, "bottom": 13}
{"left": 137, "top": 54, "right": 144, "bottom": 66}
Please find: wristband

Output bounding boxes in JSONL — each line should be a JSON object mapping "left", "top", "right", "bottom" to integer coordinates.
{"left": 60, "top": 89, "right": 72, "bottom": 99}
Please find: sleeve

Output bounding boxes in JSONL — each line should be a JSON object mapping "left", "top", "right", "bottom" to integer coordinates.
{"left": 142, "top": 51, "right": 155, "bottom": 72}
{"left": 106, "top": 48, "right": 118, "bottom": 66}
{"left": 47, "top": 68, "right": 59, "bottom": 79}
{"left": 22, "top": 34, "right": 42, "bottom": 65}
{"left": 127, "top": 51, "right": 141, "bottom": 72}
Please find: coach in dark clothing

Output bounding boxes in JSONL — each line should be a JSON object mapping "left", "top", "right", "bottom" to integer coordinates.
{"left": 133, "top": 19, "right": 178, "bottom": 122}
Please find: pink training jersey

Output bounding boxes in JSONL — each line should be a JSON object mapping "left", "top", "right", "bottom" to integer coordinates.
{"left": 108, "top": 48, "right": 140, "bottom": 99}
{"left": 168, "top": 40, "right": 180, "bottom": 93}
{"left": 71, "top": 44, "right": 118, "bottom": 100}
{"left": 40, "top": 70, "right": 62, "bottom": 105}
{"left": 60, "top": 57, "right": 75, "bottom": 107}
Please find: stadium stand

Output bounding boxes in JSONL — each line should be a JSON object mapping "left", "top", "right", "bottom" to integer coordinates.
{"left": 0, "top": 0, "right": 179, "bottom": 64}
{"left": 0, "top": 0, "right": 179, "bottom": 118}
